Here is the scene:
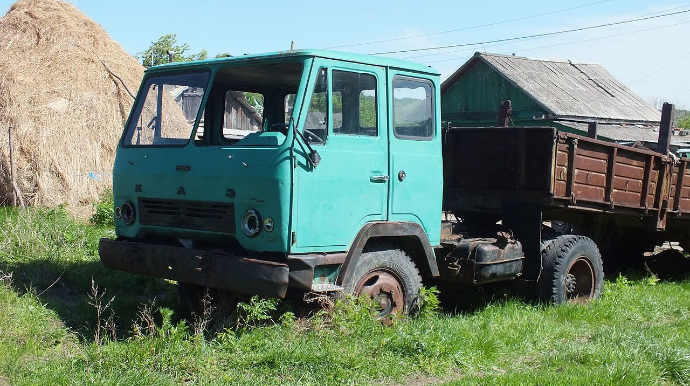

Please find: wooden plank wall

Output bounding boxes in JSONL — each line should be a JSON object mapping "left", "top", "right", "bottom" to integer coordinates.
{"left": 670, "top": 159, "right": 690, "bottom": 213}
{"left": 554, "top": 134, "right": 666, "bottom": 211}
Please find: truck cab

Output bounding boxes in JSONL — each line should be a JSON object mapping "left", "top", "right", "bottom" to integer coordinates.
{"left": 100, "top": 50, "right": 445, "bottom": 316}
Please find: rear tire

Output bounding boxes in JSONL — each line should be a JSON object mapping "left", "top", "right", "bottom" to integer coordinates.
{"left": 342, "top": 244, "right": 423, "bottom": 319}
{"left": 539, "top": 235, "right": 604, "bottom": 304}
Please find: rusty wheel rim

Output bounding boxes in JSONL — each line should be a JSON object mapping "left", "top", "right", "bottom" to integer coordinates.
{"left": 565, "top": 256, "right": 595, "bottom": 300}
{"left": 354, "top": 269, "right": 405, "bottom": 319}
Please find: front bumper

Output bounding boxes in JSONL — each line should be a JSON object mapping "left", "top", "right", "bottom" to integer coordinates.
{"left": 99, "top": 238, "right": 289, "bottom": 298}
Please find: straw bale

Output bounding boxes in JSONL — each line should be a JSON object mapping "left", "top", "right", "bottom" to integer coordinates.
{"left": 0, "top": 0, "right": 144, "bottom": 206}
{"left": 127, "top": 84, "right": 194, "bottom": 146}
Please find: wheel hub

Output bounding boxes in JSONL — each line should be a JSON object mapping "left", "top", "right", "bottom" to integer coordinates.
{"left": 354, "top": 270, "right": 405, "bottom": 319}
{"left": 566, "top": 256, "right": 595, "bottom": 300}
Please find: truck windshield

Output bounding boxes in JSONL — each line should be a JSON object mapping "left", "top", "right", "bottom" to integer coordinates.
{"left": 123, "top": 71, "right": 210, "bottom": 147}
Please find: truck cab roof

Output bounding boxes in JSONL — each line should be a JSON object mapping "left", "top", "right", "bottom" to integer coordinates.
{"left": 146, "top": 49, "right": 440, "bottom": 76}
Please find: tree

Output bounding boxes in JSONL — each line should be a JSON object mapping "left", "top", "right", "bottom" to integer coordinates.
{"left": 137, "top": 34, "right": 208, "bottom": 67}
{"left": 679, "top": 115, "right": 690, "bottom": 129}
{"left": 674, "top": 108, "right": 690, "bottom": 129}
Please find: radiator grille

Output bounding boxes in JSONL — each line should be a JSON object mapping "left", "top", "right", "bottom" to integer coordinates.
{"left": 138, "top": 197, "right": 235, "bottom": 234}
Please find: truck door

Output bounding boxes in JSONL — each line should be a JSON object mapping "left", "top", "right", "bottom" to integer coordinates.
{"left": 292, "top": 62, "right": 388, "bottom": 252}
{"left": 386, "top": 72, "right": 443, "bottom": 247}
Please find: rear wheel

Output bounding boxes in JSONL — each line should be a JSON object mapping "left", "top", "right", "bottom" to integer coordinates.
{"left": 342, "top": 244, "right": 422, "bottom": 319}
{"left": 539, "top": 235, "right": 604, "bottom": 304}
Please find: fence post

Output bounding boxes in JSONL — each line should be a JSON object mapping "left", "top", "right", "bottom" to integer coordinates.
{"left": 657, "top": 102, "right": 675, "bottom": 154}
{"left": 8, "top": 126, "right": 25, "bottom": 207}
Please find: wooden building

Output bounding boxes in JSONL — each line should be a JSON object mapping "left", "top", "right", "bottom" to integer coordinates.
{"left": 441, "top": 52, "right": 690, "bottom": 152}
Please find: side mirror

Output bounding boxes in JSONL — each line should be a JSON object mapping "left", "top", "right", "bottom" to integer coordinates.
{"left": 309, "top": 150, "right": 321, "bottom": 167}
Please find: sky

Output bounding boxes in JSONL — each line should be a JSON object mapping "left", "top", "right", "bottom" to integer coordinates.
{"left": 2, "top": 0, "right": 690, "bottom": 108}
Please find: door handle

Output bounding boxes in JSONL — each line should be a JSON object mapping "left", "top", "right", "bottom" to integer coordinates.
{"left": 370, "top": 175, "right": 389, "bottom": 183}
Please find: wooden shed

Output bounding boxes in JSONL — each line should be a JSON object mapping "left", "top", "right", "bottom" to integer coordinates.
{"left": 441, "top": 52, "right": 690, "bottom": 151}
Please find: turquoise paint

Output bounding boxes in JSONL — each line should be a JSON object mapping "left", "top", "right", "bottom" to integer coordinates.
{"left": 313, "top": 265, "right": 340, "bottom": 285}
{"left": 148, "top": 49, "right": 439, "bottom": 78}
{"left": 387, "top": 71, "right": 443, "bottom": 247}
{"left": 113, "top": 50, "right": 443, "bottom": 258}
{"left": 113, "top": 142, "right": 295, "bottom": 252}
{"left": 235, "top": 132, "right": 286, "bottom": 147}
{"left": 113, "top": 57, "right": 313, "bottom": 254}
{"left": 291, "top": 59, "right": 389, "bottom": 253}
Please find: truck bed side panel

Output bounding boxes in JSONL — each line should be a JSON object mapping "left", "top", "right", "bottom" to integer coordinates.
{"left": 444, "top": 127, "right": 555, "bottom": 198}
{"left": 444, "top": 126, "right": 684, "bottom": 228}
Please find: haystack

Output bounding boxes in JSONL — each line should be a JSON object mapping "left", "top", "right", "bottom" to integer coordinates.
{"left": 0, "top": 0, "right": 144, "bottom": 206}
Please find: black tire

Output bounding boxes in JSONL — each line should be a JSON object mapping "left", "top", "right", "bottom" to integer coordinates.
{"left": 342, "top": 244, "right": 423, "bottom": 318}
{"left": 539, "top": 235, "right": 604, "bottom": 304}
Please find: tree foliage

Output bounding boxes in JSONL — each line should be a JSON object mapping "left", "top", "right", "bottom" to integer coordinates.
{"left": 677, "top": 109, "right": 690, "bottom": 129}
{"left": 137, "top": 34, "right": 208, "bottom": 68}
{"left": 679, "top": 116, "right": 690, "bottom": 129}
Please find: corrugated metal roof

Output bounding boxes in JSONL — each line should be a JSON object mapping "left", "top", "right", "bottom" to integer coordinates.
{"left": 558, "top": 121, "right": 690, "bottom": 145}
{"left": 443, "top": 53, "right": 661, "bottom": 123}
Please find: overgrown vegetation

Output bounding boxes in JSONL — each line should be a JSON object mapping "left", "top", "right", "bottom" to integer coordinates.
{"left": 678, "top": 109, "right": 690, "bottom": 129}
{"left": 137, "top": 33, "right": 208, "bottom": 67}
{"left": 0, "top": 204, "right": 689, "bottom": 385}
{"left": 90, "top": 189, "right": 114, "bottom": 227}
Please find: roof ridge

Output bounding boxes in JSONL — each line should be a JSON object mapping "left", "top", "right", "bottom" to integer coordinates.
{"left": 475, "top": 51, "right": 598, "bottom": 66}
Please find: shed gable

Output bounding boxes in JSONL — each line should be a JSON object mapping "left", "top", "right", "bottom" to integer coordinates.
{"left": 441, "top": 60, "right": 545, "bottom": 121}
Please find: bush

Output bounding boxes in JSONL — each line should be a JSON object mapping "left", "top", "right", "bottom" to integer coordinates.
{"left": 235, "top": 296, "right": 279, "bottom": 330}
{"left": 90, "top": 190, "right": 114, "bottom": 227}
{"left": 417, "top": 286, "right": 441, "bottom": 317}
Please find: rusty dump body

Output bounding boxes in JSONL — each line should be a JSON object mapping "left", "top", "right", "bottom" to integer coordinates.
{"left": 443, "top": 126, "right": 690, "bottom": 235}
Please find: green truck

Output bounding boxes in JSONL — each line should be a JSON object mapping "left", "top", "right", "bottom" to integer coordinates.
{"left": 100, "top": 50, "right": 690, "bottom": 317}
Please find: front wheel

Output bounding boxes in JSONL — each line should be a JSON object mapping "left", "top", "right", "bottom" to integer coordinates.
{"left": 539, "top": 235, "right": 604, "bottom": 304}
{"left": 342, "top": 244, "right": 422, "bottom": 319}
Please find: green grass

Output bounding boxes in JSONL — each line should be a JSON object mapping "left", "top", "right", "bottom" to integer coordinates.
{"left": 1, "top": 206, "right": 690, "bottom": 385}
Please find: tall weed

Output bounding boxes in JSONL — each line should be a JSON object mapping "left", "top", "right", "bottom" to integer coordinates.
{"left": 417, "top": 286, "right": 441, "bottom": 317}
{"left": 90, "top": 190, "right": 114, "bottom": 227}
{"left": 235, "top": 296, "right": 279, "bottom": 330}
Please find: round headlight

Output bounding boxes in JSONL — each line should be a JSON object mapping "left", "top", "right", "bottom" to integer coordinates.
{"left": 121, "top": 201, "right": 136, "bottom": 226}
{"left": 114, "top": 206, "right": 122, "bottom": 219}
{"left": 263, "top": 217, "right": 274, "bottom": 232}
{"left": 241, "top": 209, "right": 261, "bottom": 237}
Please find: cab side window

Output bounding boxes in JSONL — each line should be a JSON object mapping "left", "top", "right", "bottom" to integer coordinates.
{"left": 392, "top": 76, "right": 434, "bottom": 140}
{"left": 332, "top": 70, "right": 377, "bottom": 137}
